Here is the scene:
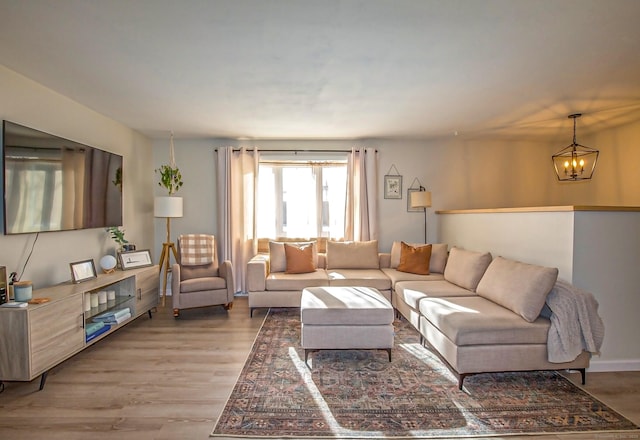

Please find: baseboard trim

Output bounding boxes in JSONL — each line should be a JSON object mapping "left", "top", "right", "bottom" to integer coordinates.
{"left": 588, "top": 358, "right": 640, "bottom": 372}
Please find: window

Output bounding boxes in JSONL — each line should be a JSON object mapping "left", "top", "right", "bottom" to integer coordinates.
{"left": 257, "top": 153, "right": 348, "bottom": 239}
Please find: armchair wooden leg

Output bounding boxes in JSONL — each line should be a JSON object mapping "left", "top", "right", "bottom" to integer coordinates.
{"left": 224, "top": 302, "right": 233, "bottom": 310}
{"left": 173, "top": 308, "right": 180, "bottom": 317}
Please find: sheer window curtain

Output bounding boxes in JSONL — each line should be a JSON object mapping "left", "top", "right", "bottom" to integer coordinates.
{"left": 216, "top": 146, "right": 259, "bottom": 293}
{"left": 345, "top": 147, "right": 378, "bottom": 241}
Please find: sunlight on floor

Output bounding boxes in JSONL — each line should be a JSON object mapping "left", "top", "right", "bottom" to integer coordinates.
{"left": 399, "top": 342, "right": 494, "bottom": 436}
{"left": 288, "top": 346, "right": 386, "bottom": 437}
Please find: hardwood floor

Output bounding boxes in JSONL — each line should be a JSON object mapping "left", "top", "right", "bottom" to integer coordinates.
{"left": 0, "top": 296, "right": 638, "bottom": 440}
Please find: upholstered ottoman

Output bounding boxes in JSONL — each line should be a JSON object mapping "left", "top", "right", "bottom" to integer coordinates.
{"left": 300, "top": 286, "right": 394, "bottom": 364}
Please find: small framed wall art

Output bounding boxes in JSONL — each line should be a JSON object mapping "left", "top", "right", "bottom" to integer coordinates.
{"left": 384, "top": 175, "right": 402, "bottom": 199}
{"left": 70, "top": 259, "right": 98, "bottom": 283}
{"left": 119, "top": 249, "right": 153, "bottom": 270}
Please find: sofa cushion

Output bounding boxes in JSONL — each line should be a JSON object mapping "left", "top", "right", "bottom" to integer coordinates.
{"left": 419, "top": 296, "right": 550, "bottom": 346}
{"left": 284, "top": 243, "right": 316, "bottom": 274}
{"left": 390, "top": 242, "right": 448, "bottom": 273}
{"left": 397, "top": 242, "right": 432, "bottom": 275}
{"left": 476, "top": 256, "right": 559, "bottom": 322}
{"left": 180, "top": 276, "right": 227, "bottom": 293}
{"left": 326, "top": 240, "right": 379, "bottom": 269}
{"left": 443, "top": 247, "right": 492, "bottom": 291}
{"left": 269, "top": 241, "right": 317, "bottom": 272}
{"left": 327, "top": 269, "right": 392, "bottom": 291}
{"left": 381, "top": 268, "right": 445, "bottom": 287}
{"left": 395, "top": 280, "right": 477, "bottom": 308}
{"left": 266, "top": 270, "right": 329, "bottom": 291}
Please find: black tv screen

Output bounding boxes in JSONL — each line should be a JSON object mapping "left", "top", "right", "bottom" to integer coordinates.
{"left": 1, "top": 121, "right": 123, "bottom": 234}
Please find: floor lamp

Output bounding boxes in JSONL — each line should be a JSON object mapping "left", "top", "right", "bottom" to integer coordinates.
{"left": 410, "top": 187, "right": 432, "bottom": 243}
{"left": 154, "top": 196, "right": 183, "bottom": 306}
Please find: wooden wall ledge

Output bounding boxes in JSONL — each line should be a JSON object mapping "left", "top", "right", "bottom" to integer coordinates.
{"left": 436, "top": 206, "right": 640, "bottom": 214}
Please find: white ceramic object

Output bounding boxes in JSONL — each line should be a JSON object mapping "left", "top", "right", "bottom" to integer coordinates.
{"left": 99, "top": 255, "right": 117, "bottom": 273}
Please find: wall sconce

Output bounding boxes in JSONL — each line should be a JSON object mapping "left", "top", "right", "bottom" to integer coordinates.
{"left": 552, "top": 113, "right": 599, "bottom": 181}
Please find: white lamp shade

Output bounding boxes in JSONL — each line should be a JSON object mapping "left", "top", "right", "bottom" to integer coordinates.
{"left": 154, "top": 196, "right": 183, "bottom": 218}
{"left": 410, "top": 191, "right": 432, "bottom": 209}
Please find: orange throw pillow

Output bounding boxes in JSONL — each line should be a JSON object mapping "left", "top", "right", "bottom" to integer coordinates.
{"left": 284, "top": 243, "right": 316, "bottom": 274}
{"left": 397, "top": 242, "right": 432, "bottom": 275}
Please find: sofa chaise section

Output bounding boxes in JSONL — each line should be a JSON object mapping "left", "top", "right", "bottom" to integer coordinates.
{"left": 403, "top": 251, "right": 594, "bottom": 389}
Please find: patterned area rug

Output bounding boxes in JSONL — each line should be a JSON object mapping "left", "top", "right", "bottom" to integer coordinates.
{"left": 212, "top": 309, "right": 638, "bottom": 438}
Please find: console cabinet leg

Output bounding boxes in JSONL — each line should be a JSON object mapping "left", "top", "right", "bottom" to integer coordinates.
{"left": 39, "top": 371, "right": 48, "bottom": 391}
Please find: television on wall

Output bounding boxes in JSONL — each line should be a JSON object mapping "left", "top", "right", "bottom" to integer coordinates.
{"left": 1, "top": 120, "right": 123, "bottom": 235}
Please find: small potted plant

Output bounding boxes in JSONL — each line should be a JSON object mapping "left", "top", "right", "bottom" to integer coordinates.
{"left": 106, "top": 226, "right": 128, "bottom": 250}
{"left": 155, "top": 164, "right": 183, "bottom": 195}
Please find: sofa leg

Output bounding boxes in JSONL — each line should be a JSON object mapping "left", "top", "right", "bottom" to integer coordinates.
{"left": 250, "top": 308, "right": 254, "bottom": 318}
{"left": 458, "top": 373, "right": 467, "bottom": 390}
{"left": 173, "top": 308, "right": 180, "bottom": 318}
{"left": 578, "top": 368, "right": 586, "bottom": 385}
{"left": 224, "top": 302, "right": 233, "bottom": 311}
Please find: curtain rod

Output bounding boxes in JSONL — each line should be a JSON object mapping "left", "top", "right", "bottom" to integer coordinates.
{"left": 214, "top": 148, "right": 376, "bottom": 153}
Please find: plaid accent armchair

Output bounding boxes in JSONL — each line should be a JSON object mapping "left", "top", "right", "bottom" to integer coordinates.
{"left": 171, "top": 234, "right": 234, "bottom": 317}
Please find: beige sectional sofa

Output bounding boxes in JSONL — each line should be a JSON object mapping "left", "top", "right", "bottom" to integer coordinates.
{"left": 246, "top": 238, "right": 600, "bottom": 389}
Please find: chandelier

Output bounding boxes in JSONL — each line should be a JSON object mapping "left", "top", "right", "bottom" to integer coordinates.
{"left": 552, "top": 113, "right": 599, "bottom": 181}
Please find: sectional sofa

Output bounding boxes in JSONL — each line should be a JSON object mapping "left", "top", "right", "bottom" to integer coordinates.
{"left": 246, "top": 239, "right": 602, "bottom": 388}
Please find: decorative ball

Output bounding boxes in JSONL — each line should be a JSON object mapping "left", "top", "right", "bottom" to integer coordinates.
{"left": 99, "top": 255, "right": 117, "bottom": 273}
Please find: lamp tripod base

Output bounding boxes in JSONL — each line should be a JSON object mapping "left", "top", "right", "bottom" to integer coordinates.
{"left": 158, "top": 241, "right": 178, "bottom": 307}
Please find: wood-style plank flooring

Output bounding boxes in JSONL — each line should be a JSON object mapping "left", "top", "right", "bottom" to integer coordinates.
{"left": 0, "top": 296, "right": 638, "bottom": 440}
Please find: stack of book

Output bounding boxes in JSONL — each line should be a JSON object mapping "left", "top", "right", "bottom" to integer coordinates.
{"left": 93, "top": 307, "right": 132, "bottom": 325}
{"left": 85, "top": 321, "right": 110, "bottom": 342}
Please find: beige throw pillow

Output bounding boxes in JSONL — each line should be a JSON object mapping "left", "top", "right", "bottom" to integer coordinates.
{"left": 476, "top": 256, "right": 559, "bottom": 322}
{"left": 326, "top": 240, "right": 379, "bottom": 269}
{"left": 443, "top": 247, "right": 492, "bottom": 291}
{"left": 284, "top": 243, "right": 316, "bottom": 274}
{"left": 397, "top": 242, "right": 432, "bottom": 275}
{"left": 390, "top": 242, "right": 448, "bottom": 273}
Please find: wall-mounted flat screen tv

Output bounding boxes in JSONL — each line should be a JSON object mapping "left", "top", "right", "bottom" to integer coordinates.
{"left": 1, "top": 121, "right": 123, "bottom": 235}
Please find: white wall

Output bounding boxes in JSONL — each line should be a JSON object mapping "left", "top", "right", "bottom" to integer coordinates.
{"left": 439, "top": 210, "right": 576, "bottom": 281}
{"left": 153, "top": 118, "right": 640, "bottom": 258}
{"left": 0, "top": 65, "right": 155, "bottom": 288}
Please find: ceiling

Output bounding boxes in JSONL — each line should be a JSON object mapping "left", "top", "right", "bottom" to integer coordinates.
{"left": 1, "top": 0, "right": 640, "bottom": 140}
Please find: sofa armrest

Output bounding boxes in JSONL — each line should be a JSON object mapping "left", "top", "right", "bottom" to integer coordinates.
{"left": 247, "top": 254, "right": 269, "bottom": 292}
{"left": 219, "top": 259, "right": 236, "bottom": 299}
{"left": 171, "top": 263, "right": 181, "bottom": 295}
{"left": 379, "top": 252, "right": 391, "bottom": 269}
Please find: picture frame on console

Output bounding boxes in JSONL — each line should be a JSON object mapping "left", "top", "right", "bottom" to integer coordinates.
{"left": 120, "top": 250, "right": 153, "bottom": 270}
{"left": 70, "top": 259, "right": 98, "bottom": 283}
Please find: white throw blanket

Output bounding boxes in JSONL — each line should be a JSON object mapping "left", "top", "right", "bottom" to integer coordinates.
{"left": 541, "top": 279, "right": 605, "bottom": 363}
{"left": 179, "top": 234, "right": 214, "bottom": 266}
